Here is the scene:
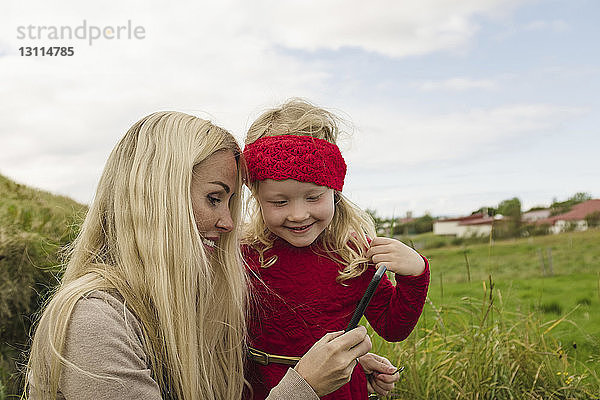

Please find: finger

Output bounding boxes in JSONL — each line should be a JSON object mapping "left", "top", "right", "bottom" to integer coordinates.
{"left": 365, "top": 357, "right": 397, "bottom": 375}
{"left": 318, "top": 330, "right": 345, "bottom": 343}
{"left": 366, "top": 375, "right": 384, "bottom": 396}
{"left": 369, "top": 376, "right": 392, "bottom": 396}
{"left": 335, "top": 360, "right": 358, "bottom": 388}
{"left": 370, "top": 236, "right": 394, "bottom": 246}
{"left": 349, "top": 333, "right": 372, "bottom": 360}
{"left": 371, "top": 253, "right": 393, "bottom": 264}
{"left": 372, "top": 379, "right": 394, "bottom": 395}
{"left": 365, "top": 243, "right": 393, "bottom": 259}
{"left": 366, "top": 243, "right": 399, "bottom": 259}
{"left": 368, "top": 353, "right": 388, "bottom": 363}
{"left": 376, "top": 372, "right": 400, "bottom": 384}
{"left": 332, "top": 326, "right": 367, "bottom": 348}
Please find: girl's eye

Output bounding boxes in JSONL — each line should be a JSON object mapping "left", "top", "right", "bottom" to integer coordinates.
{"left": 307, "top": 194, "right": 322, "bottom": 202}
{"left": 270, "top": 200, "right": 287, "bottom": 207}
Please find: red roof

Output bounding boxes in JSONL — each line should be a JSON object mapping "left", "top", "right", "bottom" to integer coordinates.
{"left": 459, "top": 217, "right": 495, "bottom": 226}
{"left": 538, "top": 199, "right": 600, "bottom": 224}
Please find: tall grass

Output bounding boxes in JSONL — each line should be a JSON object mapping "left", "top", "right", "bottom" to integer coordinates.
{"left": 369, "top": 277, "right": 600, "bottom": 399}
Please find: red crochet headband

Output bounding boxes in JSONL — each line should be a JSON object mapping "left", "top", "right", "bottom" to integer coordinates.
{"left": 243, "top": 135, "right": 347, "bottom": 191}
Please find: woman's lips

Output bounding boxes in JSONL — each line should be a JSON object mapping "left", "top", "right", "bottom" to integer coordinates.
{"left": 202, "top": 237, "right": 218, "bottom": 249}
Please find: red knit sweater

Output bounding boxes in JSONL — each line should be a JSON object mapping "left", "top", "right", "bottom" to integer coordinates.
{"left": 244, "top": 238, "right": 430, "bottom": 399}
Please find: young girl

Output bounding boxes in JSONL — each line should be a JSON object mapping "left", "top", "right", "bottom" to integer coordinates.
{"left": 242, "top": 99, "right": 431, "bottom": 399}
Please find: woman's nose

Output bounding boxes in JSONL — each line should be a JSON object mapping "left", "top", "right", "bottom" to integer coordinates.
{"left": 216, "top": 208, "right": 234, "bottom": 232}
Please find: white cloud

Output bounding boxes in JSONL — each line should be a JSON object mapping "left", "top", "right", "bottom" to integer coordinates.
{"left": 236, "top": 0, "right": 529, "bottom": 57}
{"left": 417, "top": 77, "right": 498, "bottom": 91}
{"left": 495, "top": 18, "right": 569, "bottom": 41}
{"left": 344, "top": 103, "right": 586, "bottom": 168}
{"left": 3, "top": 0, "right": 530, "bottom": 59}
{"left": 523, "top": 20, "right": 569, "bottom": 32}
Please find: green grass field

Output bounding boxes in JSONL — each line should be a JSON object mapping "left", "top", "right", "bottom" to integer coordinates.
{"left": 368, "top": 229, "right": 600, "bottom": 399}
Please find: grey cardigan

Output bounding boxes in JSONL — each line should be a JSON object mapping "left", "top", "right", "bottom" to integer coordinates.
{"left": 30, "top": 291, "right": 318, "bottom": 400}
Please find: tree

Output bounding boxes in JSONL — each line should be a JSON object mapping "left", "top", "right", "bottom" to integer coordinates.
{"left": 571, "top": 192, "right": 592, "bottom": 203}
{"left": 471, "top": 207, "right": 497, "bottom": 216}
{"left": 498, "top": 197, "right": 522, "bottom": 220}
{"left": 550, "top": 192, "right": 592, "bottom": 216}
{"left": 497, "top": 197, "right": 522, "bottom": 237}
{"left": 414, "top": 214, "right": 434, "bottom": 234}
{"left": 585, "top": 211, "right": 600, "bottom": 228}
{"left": 366, "top": 208, "right": 385, "bottom": 233}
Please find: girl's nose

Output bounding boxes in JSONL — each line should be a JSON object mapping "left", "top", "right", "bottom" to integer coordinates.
{"left": 288, "top": 203, "right": 309, "bottom": 222}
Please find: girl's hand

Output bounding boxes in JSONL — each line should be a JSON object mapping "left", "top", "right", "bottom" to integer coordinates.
{"left": 366, "top": 237, "right": 425, "bottom": 276}
{"left": 294, "top": 326, "right": 372, "bottom": 397}
{"left": 358, "top": 353, "right": 401, "bottom": 396}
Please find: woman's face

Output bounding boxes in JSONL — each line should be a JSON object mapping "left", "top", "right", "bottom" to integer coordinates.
{"left": 190, "top": 150, "right": 238, "bottom": 251}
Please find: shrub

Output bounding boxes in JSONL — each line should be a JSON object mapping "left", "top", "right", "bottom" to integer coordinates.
{"left": 450, "top": 237, "right": 464, "bottom": 246}
{"left": 576, "top": 297, "right": 592, "bottom": 306}
{"left": 585, "top": 211, "right": 600, "bottom": 228}
{"left": 425, "top": 238, "right": 447, "bottom": 249}
{"left": 539, "top": 301, "right": 563, "bottom": 315}
{"left": 523, "top": 223, "right": 551, "bottom": 236}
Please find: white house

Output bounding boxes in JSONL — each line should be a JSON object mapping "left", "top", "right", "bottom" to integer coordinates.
{"left": 522, "top": 209, "right": 551, "bottom": 222}
{"left": 538, "top": 199, "right": 600, "bottom": 234}
{"left": 434, "top": 213, "right": 497, "bottom": 238}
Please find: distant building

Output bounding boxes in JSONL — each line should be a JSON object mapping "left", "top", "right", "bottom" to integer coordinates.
{"left": 377, "top": 216, "right": 415, "bottom": 236}
{"left": 433, "top": 213, "right": 498, "bottom": 238}
{"left": 522, "top": 209, "right": 551, "bottom": 222}
{"left": 537, "top": 199, "right": 600, "bottom": 234}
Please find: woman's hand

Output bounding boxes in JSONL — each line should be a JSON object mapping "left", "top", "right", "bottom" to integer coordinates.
{"left": 294, "top": 326, "right": 372, "bottom": 397}
{"left": 358, "top": 353, "right": 401, "bottom": 396}
{"left": 366, "top": 237, "right": 425, "bottom": 276}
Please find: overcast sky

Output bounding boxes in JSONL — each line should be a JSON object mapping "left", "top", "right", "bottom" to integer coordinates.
{"left": 1, "top": 0, "right": 598, "bottom": 218}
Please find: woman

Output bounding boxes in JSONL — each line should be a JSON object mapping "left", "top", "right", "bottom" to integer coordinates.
{"left": 26, "top": 111, "right": 395, "bottom": 399}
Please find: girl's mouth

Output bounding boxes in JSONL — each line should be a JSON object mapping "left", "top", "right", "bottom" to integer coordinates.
{"left": 285, "top": 222, "right": 315, "bottom": 233}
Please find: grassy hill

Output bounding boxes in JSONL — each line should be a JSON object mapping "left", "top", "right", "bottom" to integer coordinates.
{"left": 0, "top": 174, "right": 86, "bottom": 397}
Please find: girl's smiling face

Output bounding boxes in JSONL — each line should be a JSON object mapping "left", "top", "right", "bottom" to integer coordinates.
{"left": 256, "top": 179, "right": 335, "bottom": 247}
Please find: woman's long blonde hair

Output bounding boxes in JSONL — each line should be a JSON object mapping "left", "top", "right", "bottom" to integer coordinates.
{"left": 26, "top": 111, "right": 247, "bottom": 399}
{"left": 244, "top": 99, "right": 376, "bottom": 281}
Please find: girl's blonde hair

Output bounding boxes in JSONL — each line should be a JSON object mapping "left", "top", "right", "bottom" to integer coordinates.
{"left": 26, "top": 111, "right": 247, "bottom": 399}
{"left": 244, "top": 99, "right": 376, "bottom": 281}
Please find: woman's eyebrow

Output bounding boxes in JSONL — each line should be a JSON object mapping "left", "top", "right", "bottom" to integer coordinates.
{"left": 209, "top": 181, "right": 230, "bottom": 193}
